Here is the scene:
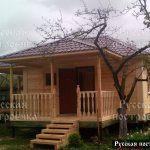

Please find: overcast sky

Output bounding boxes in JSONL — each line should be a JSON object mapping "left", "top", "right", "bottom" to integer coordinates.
{"left": 0, "top": 0, "right": 150, "bottom": 55}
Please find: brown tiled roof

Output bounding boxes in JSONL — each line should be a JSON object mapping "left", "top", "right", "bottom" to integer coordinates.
{"left": 81, "top": 36, "right": 136, "bottom": 56}
{"left": 0, "top": 36, "right": 136, "bottom": 59}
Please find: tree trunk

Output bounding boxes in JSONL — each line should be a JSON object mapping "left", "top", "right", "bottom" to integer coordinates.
{"left": 118, "top": 102, "right": 127, "bottom": 138}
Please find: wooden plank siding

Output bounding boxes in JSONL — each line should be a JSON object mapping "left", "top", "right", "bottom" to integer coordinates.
{"left": 140, "top": 67, "right": 150, "bottom": 117}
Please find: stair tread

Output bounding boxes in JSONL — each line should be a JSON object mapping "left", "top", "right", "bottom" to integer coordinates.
{"left": 31, "top": 139, "right": 61, "bottom": 145}
{"left": 42, "top": 129, "right": 69, "bottom": 133}
{"left": 52, "top": 120, "right": 76, "bottom": 124}
{"left": 37, "top": 134, "right": 65, "bottom": 139}
{"left": 47, "top": 124, "right": 73, "bottom": 128}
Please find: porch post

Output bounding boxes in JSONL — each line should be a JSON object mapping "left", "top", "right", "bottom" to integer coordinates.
{"left": 50, "top": 61, "right": 54, "bottom": 91}
{"left": 10, "top": 65, "right": 14, "bottom": 116}
{"left": 97, "top": 56, "right": 102, "bottom": 142}
{"left": 97, "top": 56, "right": 102, "bottom": 119}
{"left": 50, "top": 61, "right": 56, "bottom": 117}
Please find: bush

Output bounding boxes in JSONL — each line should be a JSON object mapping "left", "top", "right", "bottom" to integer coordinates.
{"left": 68, "top": 133, "right": 83, "bottom": 148}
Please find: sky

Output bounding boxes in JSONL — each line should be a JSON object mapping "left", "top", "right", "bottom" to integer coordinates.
{"left": 0, "top": 0, "right": 150, "bottom": 55}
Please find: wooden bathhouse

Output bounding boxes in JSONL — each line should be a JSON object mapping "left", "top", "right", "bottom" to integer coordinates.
{"left": 0, "top": 36, "right": 149, "bottom": 149}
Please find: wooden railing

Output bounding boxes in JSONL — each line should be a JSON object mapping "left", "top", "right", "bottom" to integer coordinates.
{"left": 101, "top": 91, "right": 118, "bottom": 117}
{"left": 77, "top": 86, "right": 118, "bottom": 119}
{"left": 77, "top": 90, "right": 98, "bottom": 117}
{"left": 11, "top": 93, "right": 56, "bottom": 120}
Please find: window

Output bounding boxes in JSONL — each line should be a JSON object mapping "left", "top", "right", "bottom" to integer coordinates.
{"left": 45, "top": 73, "right": 56, "bottom": 86}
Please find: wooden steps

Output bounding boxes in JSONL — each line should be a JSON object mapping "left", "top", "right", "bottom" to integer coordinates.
{"left": 42, "top": 129, "right": 68, "bottom": 134}
{"left": 46, "top": 124, "right": 73, "bottom": 129}
{"left": 30, "top": 120, "right": 78, "bottom": 150}
{"left": 36, "top": 134, "right": 66, "bottom": 140}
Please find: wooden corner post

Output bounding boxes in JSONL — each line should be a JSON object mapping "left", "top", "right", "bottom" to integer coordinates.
{"left": 50, "top": 61, "right": 54, "bottom": 92}
{"left": 50, "top": 61, "right": 56, "bottom": 117}
{"left": 10, "top": 65, "right": 14, "bottom": 116}
{"left": 97, "top": 56, "right": 102, "bottom": 142}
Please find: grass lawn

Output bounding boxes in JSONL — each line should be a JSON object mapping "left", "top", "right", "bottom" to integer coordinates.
{"left": 0, "top": 123, "right": 115, "bottom": 150}
{"left": 0, "top": 124, "right": 54, "bottom": 150}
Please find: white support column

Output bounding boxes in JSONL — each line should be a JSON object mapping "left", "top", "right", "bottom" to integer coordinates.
{"left": 10, "top": 65, "right": 14, "bottom": 116}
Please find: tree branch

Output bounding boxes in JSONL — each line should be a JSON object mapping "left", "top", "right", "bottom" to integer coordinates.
{"left": 126, "top": 68, "right": 147, "bottom": 102}
{"left": 116, "top": 44, "right": 150, "bottom": 74}
{"left": 121, "top": 63, "right": 128, "bottom": 94}
{"left": 93, "top": 19, "right": 124, "bottom": 99}
{"left": 94, "top": 21, "right": 114, "bottom": 74}
{"left": 126, "top": 77, "right": 138, "bottom": 103}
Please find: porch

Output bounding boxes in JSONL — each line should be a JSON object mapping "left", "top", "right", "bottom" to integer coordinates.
{"left": 5, "top": 52, "right": 120, "bottom": 123}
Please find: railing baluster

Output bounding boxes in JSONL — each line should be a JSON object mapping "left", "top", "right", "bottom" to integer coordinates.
{"left": 45, "top": 94, "right": 46, "bottom": 116}
{"left": 101, "top": 92, "right": 103, "bottom": 116}
{"left": 18, "top": 94, "right": 21, "bottom": 118}
{"left": 37, "top": 94, "right": 39, "bottom": 117}
{"left": 16, "top": 94, "right": 18, "bottom": 118}
{"left": 29, "top": 94, "right": 32, "bottom": 116}
{"left": 43, "top": 94, "right": 45, "bottom": 116}
{"left": 91, "top": 92, "right": 95, "bottom": 116}
{"left": 79, "top": 91, "right": 98, "bottom": 118}
{"left": 82, "top": 93, "right": 86, "bottom": 116}
{"left": 41, "top": 93, "right": 44, "bottom": 116}
{"left": 111, "top": 92, "right": 113, "bottom": 114}
{"left": 106, "top": 92, "right": 109, "bottom": 115}
{"left": 87, "top": 93, "right": 90, "bottom": 116}
{"left": 25, "top": 94, "right": 28, "bottom": 117}
{"left": 33, "top": 94, "right": 36, "bottom": 116}
{"left": 49, "top": 94, "right": 52, "bottom": 116}
{"left": 108, "top": 92, "right": 112, "bottom": 115}
{"left": 103, "top": 92, "right": 105, "bottom": 116}
{"left": 45, "top": 94, "right": 48, "bottom": 117}
{"left": 21, "top": 94, "right": 27, "bottom": 116}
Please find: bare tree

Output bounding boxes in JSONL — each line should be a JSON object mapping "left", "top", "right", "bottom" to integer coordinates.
{"left": 36, "top": 1, "right": 150, "bottom": 138}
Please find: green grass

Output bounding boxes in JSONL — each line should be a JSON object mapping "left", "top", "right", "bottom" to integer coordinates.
{"left": 0, "top": 124, "right": 53, "bottom": 150}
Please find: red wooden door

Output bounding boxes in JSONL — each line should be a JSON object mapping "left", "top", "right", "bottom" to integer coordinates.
{"left": 59, "top": 69, "right": 77, "bottom": 114}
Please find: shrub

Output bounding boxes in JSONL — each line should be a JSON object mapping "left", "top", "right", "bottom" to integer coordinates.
{"left": 68, "top": 133, "right": 83, "bottom": 148}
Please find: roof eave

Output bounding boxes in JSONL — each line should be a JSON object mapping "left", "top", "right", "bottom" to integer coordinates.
{"left": 0, "top": 48, "right": 122, "bottom": 63}
{"left": 0, "top": 50, "right": 98, "bottom": 62}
